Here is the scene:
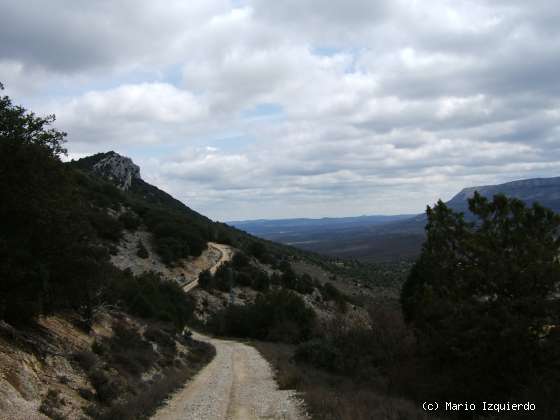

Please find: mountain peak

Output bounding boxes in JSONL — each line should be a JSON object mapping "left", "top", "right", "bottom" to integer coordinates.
{"left": 91, "top": 151, "right": 141, "bottom": 190}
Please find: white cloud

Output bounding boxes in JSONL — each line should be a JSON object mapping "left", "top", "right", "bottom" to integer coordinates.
{"left": 1, "top": 0, "right": 560, "bottom": 220}
{"left": 61, "top": 83, "right": 205, "bottom": 124}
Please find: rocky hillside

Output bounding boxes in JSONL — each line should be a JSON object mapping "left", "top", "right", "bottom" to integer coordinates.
{"left": 447, "top": 176, "right": 560, "bottom": 216}
{"left": 1, "top": 126, "right": 378, "bottom": 420}
{"left": 0, "top": 91, "right": 223, "bottom": 419}
{"left": 69, "top": 151, "right": 317, "bottom": 266}
{"left": 91, "top": 151, "right": 141, "bottom": 190}
{"left": 0, "top": 310, "right": 214, "bottom": 420}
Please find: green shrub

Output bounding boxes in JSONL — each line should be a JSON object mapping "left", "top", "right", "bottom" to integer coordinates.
{"left": 208, "top": 289, "right": 315, "bottom": 343}
{"left": 232, "top": 251, "right": 250, "bottom": 268}
{"left": 88, "top": 369, "right": 123, "bottom": 404}
{"left": 136, "top": 239, "right": 149, "bottom": 259}
{"left": 240, "top": 271, "right": 256, "bottom": 287}
{"left": 252, "top": 271, "right": 270, "bottom": 291}
{"left": 294, "top": 273, "right": 314, "bottom": 294}
{"left": 106, "top": 322, "right": 158, "bottom": 377}
{"left": 144, "top": 326, "right": 176, "bottom": 353}
{"left": 137, "top": 207, "right": 208, "bottom": 264}
{"left": 39, "top": 389, "right": 65, "bottom": 420}
{"left": 270, "top": 272, "right": 282, "bottom": 285}
{"left": 91, "top": 340, "right": 107, "bottom": 356}
{"left": 73, "top": 350, "right": 99, "bottom": 372}
{"left": 88, "top": 211, "right": 124, "bottom": 242}
{"left": 280, "top": 266, "right": 297, "bottom": 290}
{"left": 213, "top": 264, "right": 234, "bottom": 292}
{"left": 108, "top": 271, "right": 194, "bottom": 331}
{"left": 78, "top": 388, "right": 95, "bottom": 401}
{"left": 295, "top": 339, "right": 340, "bottom": 371}
{"left": 296, "top": 321, "right": 413, "bottom": 383}
{"left": 248, "top": 241, "right": 268, "bottom": 262}
{"left": 320, "top": 282, "right": 347, "bottom": 312}
{"left": 198, "top": 269, "right": 213, "bottom": 290}
{"left": 119, "top": 210, "right": 141, "bottom": 231}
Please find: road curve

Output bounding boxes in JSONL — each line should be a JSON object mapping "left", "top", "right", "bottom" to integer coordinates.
{"left": 152, "top": 332, "right": 307, "bottom": 420}
{"left": 155, "top": 242, "right": 307, "bottom": 419}
{"left": 183, "top": 242, "right": 234, "bottom": 294}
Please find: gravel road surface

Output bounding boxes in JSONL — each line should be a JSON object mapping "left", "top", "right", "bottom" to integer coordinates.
{"left": 152, "top": 332, "right": 307, "bottom": 420}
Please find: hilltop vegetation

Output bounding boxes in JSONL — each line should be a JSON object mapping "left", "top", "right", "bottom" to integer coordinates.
{"left": 0, "top": 87, "right": 292, "bottom": 326}
{"left": 0, "top": 87, "right": 194, "bottom": 328}
{"left": 0, "top": 84, "right": 360, "bottom": 329}
{"left": 0, "top": 86, "right": 219, "bottom": 418}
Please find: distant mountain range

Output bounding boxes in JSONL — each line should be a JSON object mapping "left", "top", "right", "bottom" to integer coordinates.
{"left": 230, "top": 214, "right": 414, "bottom": 241}
{"left": 230, "top": 176, "right": 560, "bottom": 262}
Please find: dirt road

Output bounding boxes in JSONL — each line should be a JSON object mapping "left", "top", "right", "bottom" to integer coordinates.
{"left": 154, "top": 242, "right": 306, "bottom": 419}
{"left": 182, "top": 242, "right": 234, "bottom": 293}
{"left": 152, "top": 332, "right": 306, "bottom": 420}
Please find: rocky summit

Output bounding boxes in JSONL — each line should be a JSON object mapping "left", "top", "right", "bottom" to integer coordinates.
{"left": 92, "top": 151, "right": 141, "bottom": 190}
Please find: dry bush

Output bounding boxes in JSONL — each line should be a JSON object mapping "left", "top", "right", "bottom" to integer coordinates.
{"left": 73, "top": 350, "right": 99, "bottom": 372}
{"left": 39, "top": 389, "right": 65, "bottom": 420}
{"left": 106, "top": 321, "right": 158, "bottom": 377}
{"left": 255, "top": 340, "right": 431, "bottom": 420}
{"left": 253, "top": 302, "right": 435, "bottom": 420}
{"left": 94, "top": 339, "right": 215, "bottom": 420}
{"left": 303, "top": 386, "right": 430, "bottom": 420}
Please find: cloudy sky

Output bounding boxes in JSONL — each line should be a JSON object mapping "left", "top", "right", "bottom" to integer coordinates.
{"left": 2, "top": 0, "right": 559, "bottom": 221}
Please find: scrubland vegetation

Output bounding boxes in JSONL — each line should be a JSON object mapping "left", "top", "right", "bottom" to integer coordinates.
{"left": 196, "top": 249, "right": 353, "bottom": 344}
{"left": 74, "top": 318, "right": 214, "bottom": 420}
{"left": 254, "top": 306, "right": 427, "bottom": 420}
{"left": 254, "top": 193, "right": 560, "bottom": 419}
{"left": 0, "top": 85, "right": 218, "bottom": 418}
{"left": 0, "top": 85, "right": 261, "bottom": 326}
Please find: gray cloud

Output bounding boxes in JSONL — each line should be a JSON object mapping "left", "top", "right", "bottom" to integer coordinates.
{"left": 250, "top": 0, "right": 392, "bottom": 34}
{"left": 1, "top": 0, "right": 559, "bottom": 220}
{"left": 0, "top": 0, "right": 226, "bottom": 73}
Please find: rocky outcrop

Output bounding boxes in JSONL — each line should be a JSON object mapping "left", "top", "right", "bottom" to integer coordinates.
{"left": 92, "top": 151, "right": 141, "bottom": 190}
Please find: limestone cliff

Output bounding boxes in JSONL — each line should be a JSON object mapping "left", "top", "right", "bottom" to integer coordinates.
{"left": 91, "top": 151, "right": 141, "bottom": 190}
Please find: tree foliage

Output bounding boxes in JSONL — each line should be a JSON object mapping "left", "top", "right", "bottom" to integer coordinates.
{"left": 208, "top": 289, "right": 315, "bottom": 343}
{"left": 0, "top": 84, "right": 85, "bottom": 322}
{"left": 401, "top": 192, "right": 560, "bottom": 400}
{"left": 0, "top": 86, "right": 195, "bottom": 328}
{"left": 0, "top": 83, "right": 67, "bottom": 156}
{"left": 108, "top": 271, "right": 194, "bottom": 331}
{"left": 131, "top": 204, "right": 207, "bottom": 264}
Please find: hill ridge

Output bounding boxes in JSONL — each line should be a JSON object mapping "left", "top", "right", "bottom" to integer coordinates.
{"left": 232, "top": 175, "right": 560, "bottom": 261}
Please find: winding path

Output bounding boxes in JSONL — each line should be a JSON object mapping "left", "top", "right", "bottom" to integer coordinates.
{"left": 153, "top": 242, "right": 307, "bottom": 420}
{"left": 182, "top": 242, "right": 234, "bottom": 293}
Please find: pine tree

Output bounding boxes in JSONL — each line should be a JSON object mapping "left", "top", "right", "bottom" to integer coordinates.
{"left": 402, "top": 192, "right": 560, "bottom": 400}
